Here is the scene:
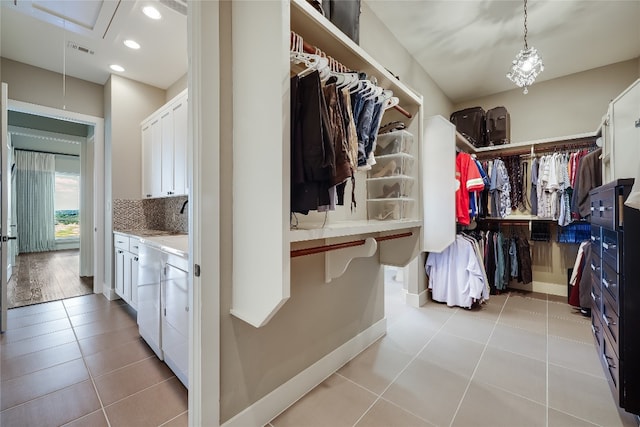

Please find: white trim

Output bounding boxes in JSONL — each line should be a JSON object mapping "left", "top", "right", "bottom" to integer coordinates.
{"left": 405, "top": 288, "right": 427, "bottom": 307}
{"left": 189, "top": 1, "right": 220, "bottom": 425}
{"left": 7, "top": 99, "right": 105, "bottom": 297}
{"left": 221, "top": 319, "right": 387, "bottom": 427}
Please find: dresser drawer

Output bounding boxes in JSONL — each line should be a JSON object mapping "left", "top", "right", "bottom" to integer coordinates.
{"left": 590, "top": 225, "right": 602, "bottom": 258}
{"left": 601, "top": 262, "right": 619, "bottom": 309}
{"left": 592, "top": 308, "right": 603, "bottom": 350}
{"left": 602, "top": 332, "right": 620, "bottom": 393}
{"left": 602, "top": 229, "right": 620, "bottom": 272}
{"left": 589, "top": 253, "right": 601, "bottom": 282}
{"left": 114, "top": 233, "right": 130, "bottom": 251}
{"left": 602, "top": 290, "right": 620, "bottom": 350}
{"left": 591, "top": 275, "right": 602, "bottom": 312}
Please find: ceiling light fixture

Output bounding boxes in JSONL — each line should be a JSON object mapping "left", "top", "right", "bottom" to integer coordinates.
{"left": 142, "top": 5, "right": 162, "bottom": 20}
{"left": 110, "top": 64, "right": 125, "bottom": 72}
{"left": 506, "top": 0, "right": 544, "bottom": 94}
{"left": 124, "top": 39, "right": 141, "bottom": 50}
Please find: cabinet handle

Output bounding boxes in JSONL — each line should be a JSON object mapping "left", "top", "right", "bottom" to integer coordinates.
{"left": 146, "top": 194, "right": 152, "bottom": 197}
{"left": 133, "top": 245, "right": 139, "bottom": 249}
{"left": 602, "top": 313, "right": 610, "bottom": 327}
{"left": 602, "top": 353, "right": 616, "bottom": 369}
{"left": 134, "top": 257, "right": 139, "bottom": 261}
{"left": 591, "top": 324, "right": 598, "bottom": 335}
{"left": 591, "top": 206, "right": 595, "bottom": 212}
{"left": 602, "top": 242, "right": 616, "bottom": 250}
{"left": 590, "top": 235, "right": 600, "bottom": 242}
{"left": 602, "top": 278, "right": 610, "bottom": 289}
{"left": 591, "top": 291, "right": 597, "bottom": 302}
{"left": 591, "top": 263, "right": 600, "bottom": 271}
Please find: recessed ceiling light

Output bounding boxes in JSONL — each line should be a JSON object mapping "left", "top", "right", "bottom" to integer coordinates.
{"left": 142, "top": 5, "right": 162, "bottom": 20}
{"left": 124, "top": 39, "right": 141, "bottom": 50}
{"left": 110, "top": 64, "right": 125, "bottom": 72}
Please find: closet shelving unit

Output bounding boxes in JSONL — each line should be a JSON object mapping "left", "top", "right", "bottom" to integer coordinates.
{"left": 289, "top": 0, "right": 423, "bottom": 243}
{"left": 230, "top": 0, "right": 450, "bottom": 327}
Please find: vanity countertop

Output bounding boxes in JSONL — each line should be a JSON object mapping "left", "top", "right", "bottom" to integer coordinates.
{"left": 139, "top": 234, "right": 189, "bottom": 259}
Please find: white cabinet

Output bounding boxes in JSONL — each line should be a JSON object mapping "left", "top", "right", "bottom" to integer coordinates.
{"left": 141, "top": 89, "right": 188, "bottom": 198}
{"left": 113, "top": 232, "right": 140, "bottom": 310}
{"left": 609, "top": 79, "right": 640, "bottom": 183}
{"left": 137, "top": 239, "right": 189, "bottom": 388}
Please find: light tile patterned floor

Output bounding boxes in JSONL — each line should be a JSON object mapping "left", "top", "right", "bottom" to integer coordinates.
{"left": 0, "top": 294, "right": 187, "bottom": 426}
{"left": 270, "top": 274, "right": 640, "bottom": 427}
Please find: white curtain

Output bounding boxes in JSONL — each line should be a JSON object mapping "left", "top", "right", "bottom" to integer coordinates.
{"left": 16, "top": 150, "right": 56, "bottom": 253}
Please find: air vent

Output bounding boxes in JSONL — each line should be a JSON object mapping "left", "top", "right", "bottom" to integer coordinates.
{"left": 67, "top": 41, "right": 95, "bottom": 55}
{"left": 159, "top": 0, "right": 187, "bottom": 16}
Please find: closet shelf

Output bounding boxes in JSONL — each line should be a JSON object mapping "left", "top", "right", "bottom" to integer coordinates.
{"left": 472, "top": 131, "right": 599, "bottom": 158}
{"left": 455, "top": 131, "right": 476, "bottom": 153}
{"left": 290, "top": 0, "right": 422, "bottom": 114}
{"left": 477, "top": 215, "right": 589, "bottom": 223}
{"left": 289, "top": 219, "right": 421, "bottom": 242}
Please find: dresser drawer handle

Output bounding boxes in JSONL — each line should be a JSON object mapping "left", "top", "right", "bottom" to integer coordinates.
{"left": 591, "top": 206, "right": 595, "bottom": 211}
{"left": 602, "top": 313, "right": 611, "bottom": 327}
{"left": 591, "top": 324, "right": 598, "bottom": 335}
{"left": 591, "top": 291, "right": 597, "bottom": 302}
{"left": 602, "top": 242, "right": 616, "bottom": 250}
{"left": 602, "top": 278, "right": 610, "bottom": 289}
{"left": 591, "top": 263, "right": 600, "bottom": 271}
{"left": 590, "top": 235, "right": 600, "bottom": 242}
{"left": 603, "top": 353, "right": 617, "bottom": 370}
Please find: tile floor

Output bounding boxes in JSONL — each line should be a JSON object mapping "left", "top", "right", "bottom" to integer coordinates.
{"left": 0, "top": 294, "right": 187, "bottom": 426}
{"left": 270, "top": 273, "right": 640, "bottom": 427}
{"left": 3, "top": 276, "right": 640, "bottom": 426}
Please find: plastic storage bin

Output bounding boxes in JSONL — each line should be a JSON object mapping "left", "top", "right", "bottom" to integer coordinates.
{"left": 366, "top": 176, "right": 415, "bottom": 199}
{"left": 368, "top": 153, "right": 414, "bottom": 178}
{"left": 375, "top": 130, "right": 414, "bottom": 156}
{"left": 367, "top": 198, "right": 414, "bottom": 221}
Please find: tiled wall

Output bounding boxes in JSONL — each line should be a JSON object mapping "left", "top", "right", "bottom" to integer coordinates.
{"left": 113, "top": 196, "right": 188, "bottom": 233}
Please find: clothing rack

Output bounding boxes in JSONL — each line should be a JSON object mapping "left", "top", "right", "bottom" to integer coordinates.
{"left": 290, "top": 231, "right": 412, "bottom": 257}
{"left": 291, "top": 32, "right": 412, "bottom": 119}
{"left": 474, "top": 136, "right": 597, "bottom": 160}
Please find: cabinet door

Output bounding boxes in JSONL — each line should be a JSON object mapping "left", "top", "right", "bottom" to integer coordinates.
{"left": 141, "top": 123, "right": 153, "bottom": 198}
{"left": 162, "top": 262, "right": 189, "bottom": 386}
{"left": 144, "top": 118, "right": 163, "bottom": 198}
{"left": 131, "top": 254, "right": 139, "bottom": 309}
{"left": 612, "top": 81, "right": 640, "bottom": 181}
{"left": 115, "top": 249, "right": 125, "bottom": 298}
{"left": 172, "top": 98, "right": 188, "bottom": 196}
{"left": 161, "top": 110, "right": 175, "bottom": 196}
{"left": 123, "top": 251, "right": 133, "bottom": 304}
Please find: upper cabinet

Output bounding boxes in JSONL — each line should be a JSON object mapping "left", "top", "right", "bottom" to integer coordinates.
{"left": 141, "top": 89, "right": 188, "bottom": 199}
{"left": 606, "top": 79, "right": 640, "bottom": 184}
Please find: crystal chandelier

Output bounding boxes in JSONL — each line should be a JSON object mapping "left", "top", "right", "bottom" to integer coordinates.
{"left": 506, "top": 0, "right": 544, "bottom": 94}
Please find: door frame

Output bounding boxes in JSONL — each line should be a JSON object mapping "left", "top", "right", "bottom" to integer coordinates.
{"left": 7, "top": 99, "right": 105, "bottom": 296}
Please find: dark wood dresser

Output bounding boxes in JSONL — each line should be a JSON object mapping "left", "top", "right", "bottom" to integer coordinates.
{"left": 589, "top": 178, "right": 640, "bottom": 415}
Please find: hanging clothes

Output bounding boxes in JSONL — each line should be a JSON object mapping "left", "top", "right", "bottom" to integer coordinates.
{"left": 455, "top": 152, "right": 485, "bottom": 226}
{"left": 489, "top": 159, "right": 511, "bottom": 218}
{"left": 425, "top": 234, "right": 490, "bottom": 308}
{"left": 569, "top": 240, "right": 592, "bottom": 309}
{"left": 571, "top": 148, "right": 602, "bottom": 219}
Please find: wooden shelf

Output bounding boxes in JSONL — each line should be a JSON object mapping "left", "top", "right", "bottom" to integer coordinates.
{"left": 290, "top": 219, "right": 422, "bottom": 242}
{"left": 470, "top": 131, "right": 598, "bottom": 158}
{"left": 290, "top": 0, "right": 421, "bottom": 116}
{"left": 455, "top": 131, "right": 476, "bottom": 152}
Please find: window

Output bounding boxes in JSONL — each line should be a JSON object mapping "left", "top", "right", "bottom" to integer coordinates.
{"left": 54, "top": 172, "right": 80, "bottom": 239}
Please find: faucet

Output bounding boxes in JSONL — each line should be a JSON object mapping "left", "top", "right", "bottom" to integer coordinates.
{"left": 180, "top": 200, "right": 188, "bottom": 214}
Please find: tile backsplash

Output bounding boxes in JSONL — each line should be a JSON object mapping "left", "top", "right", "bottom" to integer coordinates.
{"left": 113, "top": 196, "right": 188, "bottom": 233}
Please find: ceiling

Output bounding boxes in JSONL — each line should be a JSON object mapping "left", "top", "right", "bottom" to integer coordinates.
{"left": 1, "top": 1, "right": 638, "bottom": 104}
{"left": 0, "top": 0, "right": 187, "bottom": 90}
{"left": 365, "top": 0, "right": 640, "bottom": 103}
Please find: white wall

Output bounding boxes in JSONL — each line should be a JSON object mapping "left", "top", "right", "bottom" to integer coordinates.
{"left": 167, "top": 73, "right": 188, "bottom": 101}
{"left": 454, "top": 59, "right": 640, "bottom": 142}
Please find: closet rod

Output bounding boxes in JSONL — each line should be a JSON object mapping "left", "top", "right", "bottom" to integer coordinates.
{"left": 297, "top": 36, "right": 413, "bottom": 120}
{"left": 290, "top": 231, "right": 413, "bottom": 258}
{"left": 475, "top": 138, "right": 596, "bottom": 160}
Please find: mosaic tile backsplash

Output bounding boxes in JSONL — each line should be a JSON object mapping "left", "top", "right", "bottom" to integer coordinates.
{"left": 113, "top": 196, "right": 188, "bottom": 233}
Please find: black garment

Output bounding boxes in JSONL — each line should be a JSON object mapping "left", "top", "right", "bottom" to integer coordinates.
{"left": 291, "top": 71, "right": 335, "bottom": 214}
{"left": 517, "top": 236, "right": 533, "bottom": 284}
{"left": 485, "top": 231, "right": 496, "bottom": 293}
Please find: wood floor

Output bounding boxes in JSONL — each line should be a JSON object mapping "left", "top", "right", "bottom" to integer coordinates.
{"left": 7, "top": 250, "right": 93, "bottom": 309}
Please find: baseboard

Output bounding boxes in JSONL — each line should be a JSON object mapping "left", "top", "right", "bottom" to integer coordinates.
{"left": 405, "top": 289, "right": 427, "bottom": 307}
{"left": 509, "top": 280, "right": 567, "bottom": 297}
{"left": 221, "top": 318, "right": 387, "bottom": 427}
{"left": 103, "top": 286, "right": 120, "bottom": 301}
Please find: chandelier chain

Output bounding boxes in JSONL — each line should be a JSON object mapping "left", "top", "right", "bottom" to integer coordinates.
{"left": 523, "top": 0, "right": 528, "bottom": 49}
